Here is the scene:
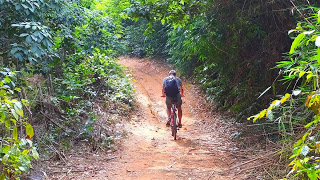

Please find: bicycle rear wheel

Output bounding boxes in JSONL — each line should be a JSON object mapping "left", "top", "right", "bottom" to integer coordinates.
{"left": 171, "top": 113, "right": 177, "bottom": 140}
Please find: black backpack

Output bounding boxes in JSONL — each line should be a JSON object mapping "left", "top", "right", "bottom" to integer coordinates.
{"left": 164, "top": 77, "right": 179, "bottom": 97}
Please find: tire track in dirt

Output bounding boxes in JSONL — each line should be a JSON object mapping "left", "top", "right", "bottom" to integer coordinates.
{"left": 93, "top": 57, "right": 243, "bottom": 180}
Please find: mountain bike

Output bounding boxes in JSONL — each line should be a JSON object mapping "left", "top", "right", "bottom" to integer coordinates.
{"left": 170, "top": 101, "right": 178, "bottom": 140}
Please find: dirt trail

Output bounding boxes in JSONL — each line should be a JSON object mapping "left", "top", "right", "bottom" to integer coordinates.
{"left": 42, "top": 57, "right": 265, "bottom": 180}
{"left": 97, "top": 57, "right": 242, "bottom": 180}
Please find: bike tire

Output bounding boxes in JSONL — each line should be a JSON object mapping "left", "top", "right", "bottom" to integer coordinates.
{"left": 171, "top": 113, "right": 177, "bottom": 140}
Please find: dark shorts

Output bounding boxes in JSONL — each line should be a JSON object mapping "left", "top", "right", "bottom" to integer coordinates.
{"left": 166, "top": 93, "right": 182, "bottom": 109}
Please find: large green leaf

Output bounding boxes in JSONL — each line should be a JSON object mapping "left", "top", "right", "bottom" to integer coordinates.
{"left": 13, "top": 126, "right": 18, "bottom": 141}
{"left": 3, "top": 77, "right": 11, "bottom": 83}
{"left": 32, "top": 147, "right": 39, "bottom": 159}
{"left": 289, "top": 33, "right": 305, "bottom": 54}
{"left": 307, "top": 170, "right": 317, "bottom": 180}
{"left": 14, "top": 102, "right": 23, "bottom": 117}
{"left": 0, "top": 112, "right": 5, "bottom": 123}
{"left": 10, "top": 109, "right": 19, "bottom": 121}
{"left": 2, "top": 154, "right": 9, "bottom": 163}
{"left": 4, "top": 120, "right": 10, "bottom": 128}
{"left": 0, "top": 90, "right": 6, "bottom": 96}
{"left": 316, "top": 48, "right": 320, "bottom": 64}
{"left": 26, "top": 123, "right": 34, "bottom": 138}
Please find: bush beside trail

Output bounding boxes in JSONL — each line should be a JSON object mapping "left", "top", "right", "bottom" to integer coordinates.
{"left": 0, "top": 0, "right": 133, "bottom": 178}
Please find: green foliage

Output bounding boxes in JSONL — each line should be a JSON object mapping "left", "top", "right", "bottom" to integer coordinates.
{"left": 94, "top": 0, "right": 131, "bottom": 24}
{"left": 1, "top": 0, "right": 134, "bottom": 177}
{"left": 39, "top": 51, "right": 134, "bottom": 153}
{"left": 126, "top": 0, "right": 298, "bottom": 117}
{"left": 56, "top": 51, "right": 133, "bottom": 104}
{"left": 33, "top": 1, "right": 135, "bottom": 151}
{"left": 122, "top": 19, "right": 169, "bottom": 57}
{"left": 128, "top": 0, "right": 193, "bottom": 28}
{"left": 51, "top": 1, "right": 124, "bottom": 57}
{"left": 249, "top": 7, "right": 320, "bottom": 179}
{"left": 0, "top": 0, "right": 62, "bottom": 71}
{"left": 0, "top": 72, "right": 38, "bottom": 179}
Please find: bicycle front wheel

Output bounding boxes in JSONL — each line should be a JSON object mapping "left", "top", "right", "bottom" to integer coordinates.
{"left": 171, "top": 113, "right": 177, "bottom": 140}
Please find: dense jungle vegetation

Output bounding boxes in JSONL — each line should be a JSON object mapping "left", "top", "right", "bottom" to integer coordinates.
{"left": 0, "top": 0, "right": 133, "bottom": 178}
{"left": 125, "top": 1, "right": 320, "bottom": 179}
{"left": 2, "top": 0, "right": 320, "bottom": 179}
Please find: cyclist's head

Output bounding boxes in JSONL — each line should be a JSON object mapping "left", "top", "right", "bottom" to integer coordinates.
{"left": 169, "top": 70, "right": 176, "bottom": 76}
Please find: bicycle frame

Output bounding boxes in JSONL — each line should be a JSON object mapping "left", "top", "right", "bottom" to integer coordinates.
{"left": 170, "top": 103, "right": 177, "bottom": 125}
{"left": 170, "top": 101, "right": 178, "bottom": 140}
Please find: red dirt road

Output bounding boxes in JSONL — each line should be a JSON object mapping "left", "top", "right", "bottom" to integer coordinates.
{"left": 99, "top": 57, "right": 241, "bottom": 179}
{"left": 46, "top": 57, "right": 253, "bottom": 180}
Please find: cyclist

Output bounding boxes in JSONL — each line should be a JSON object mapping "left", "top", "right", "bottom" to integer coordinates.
{"left": 161, "top": 70, "right": 184, "bottom": 128}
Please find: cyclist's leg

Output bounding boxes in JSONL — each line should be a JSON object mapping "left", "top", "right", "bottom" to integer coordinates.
{"left": 165, "top": 96, "right": 173, "bottom": 125}
{"left": 166, "top": 108, "right": 171, "bottom": 118}
{"left": 177, "top": 107, "right": 182, "bottom": 124}
{"left": 176, "top": 93, "right": 183, "bottom": 127}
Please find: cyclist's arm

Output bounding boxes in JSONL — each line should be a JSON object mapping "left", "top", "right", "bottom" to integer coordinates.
{"left": 161, "top": 85, "right": 166, "bottom": 97}
{"left": 178, "top": 78, "right": 184, "bottom": 97}
{"left": 180, "top": 85, "right": 184, "bottom": 97}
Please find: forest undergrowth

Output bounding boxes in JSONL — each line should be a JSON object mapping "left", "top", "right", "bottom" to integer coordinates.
{"left": 0, "top": 0, "right": 134, "bottom": 179}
